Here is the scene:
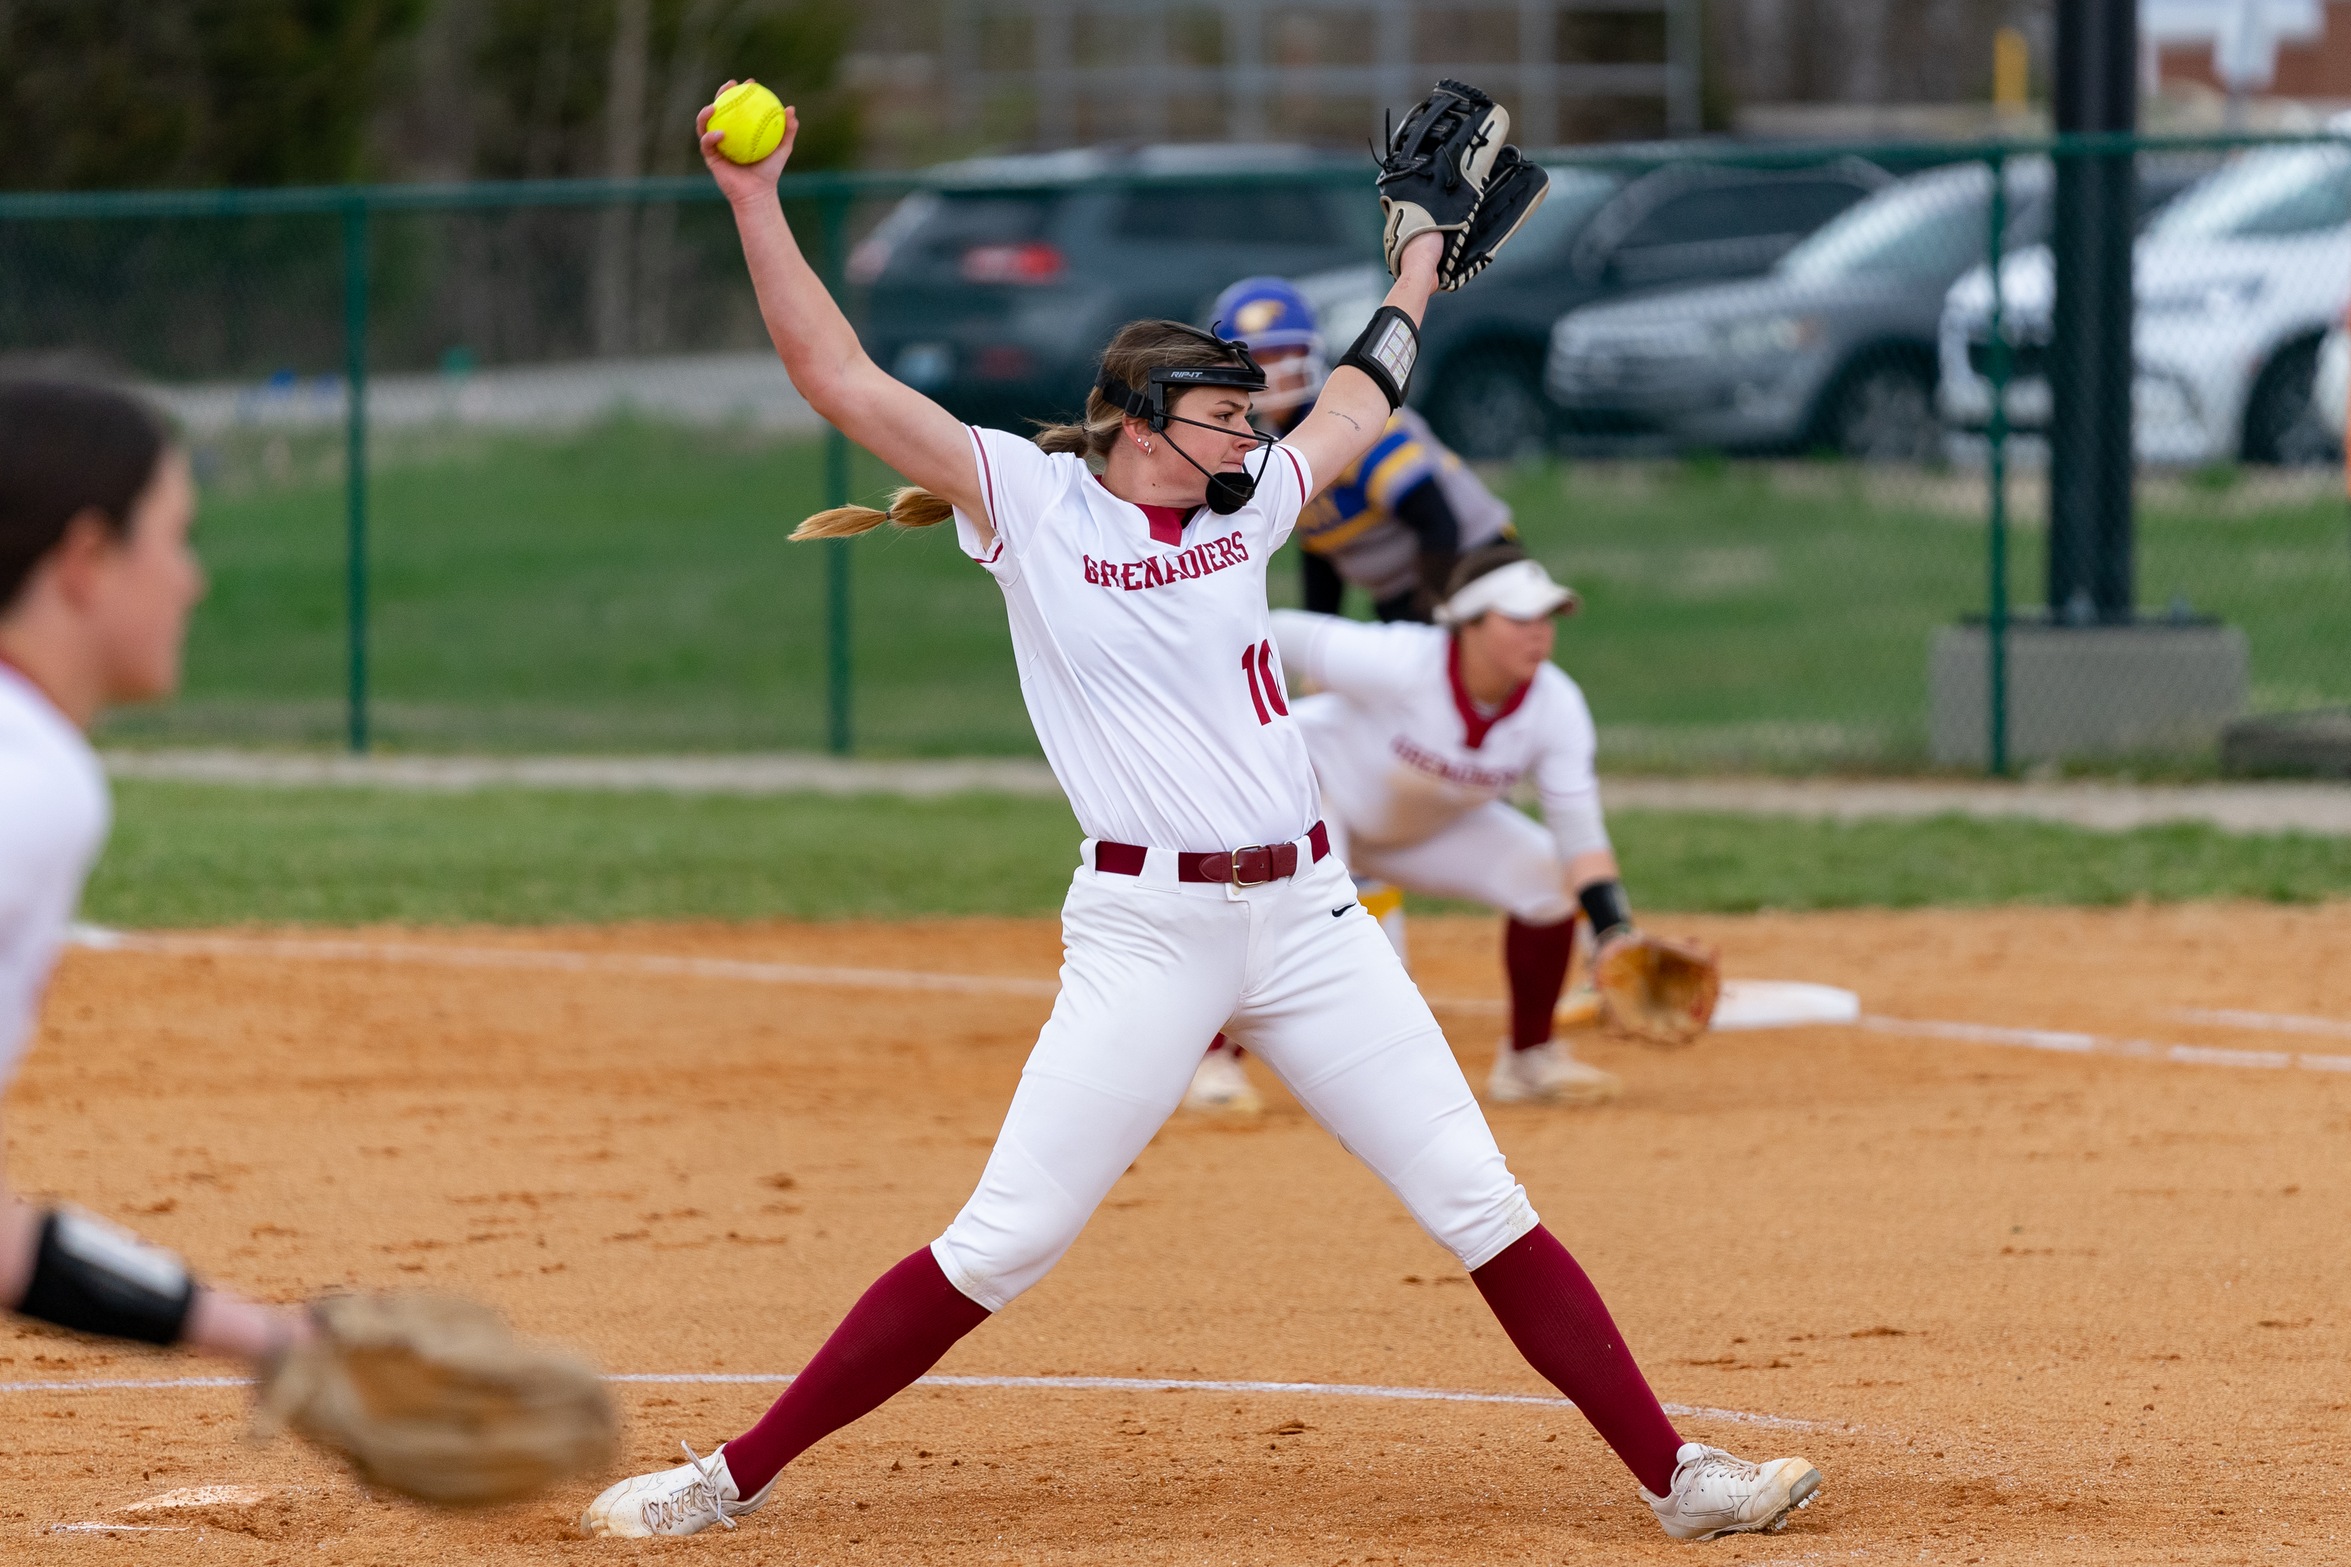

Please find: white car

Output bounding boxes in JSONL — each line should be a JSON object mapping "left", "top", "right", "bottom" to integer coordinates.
{"left": 2316, "top": 319, "right": 2348, "bottom": 438}
{"left": 1941, "top": 130, "right": 2351, "bottom": 466}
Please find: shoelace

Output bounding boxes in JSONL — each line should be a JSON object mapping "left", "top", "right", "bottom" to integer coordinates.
{"left": 679, "top": 1440, "right": 740, "bottom": 1531}
{"left": 1681, "top": 1448, "right": 1763, "bottom": 1496}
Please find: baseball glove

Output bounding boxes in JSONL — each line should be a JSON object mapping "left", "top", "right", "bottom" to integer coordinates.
{"left": 1593, "top": 932, "right": 1722, "bottom": 1048}
{"left": 256, "top": 1293, "right": 619, "bottom": 1506}
{"left": 1445, "top": 144, "right": 1549, "bottom": 290}
{"left": 1377, "top": 79, "right": 1511, "bottom": 288}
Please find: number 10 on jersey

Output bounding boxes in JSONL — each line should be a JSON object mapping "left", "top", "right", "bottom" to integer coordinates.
{"left": 1243, "top": 641, "right": 1289, "bottom": 726}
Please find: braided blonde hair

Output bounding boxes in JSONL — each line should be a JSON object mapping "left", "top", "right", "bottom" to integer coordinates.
{"left": 790, "top": 321, "right": 1249, "bottom": 541}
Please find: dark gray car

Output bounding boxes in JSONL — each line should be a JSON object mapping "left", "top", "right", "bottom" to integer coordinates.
{"left": 1292, "top": 152, "right": 1891, "bottom": 459}
{"left": 1542, "top": 157, "right": 2203, "bottom": 458}
{"left": 850, "top": 144, "right": 1380, "bottom": 428}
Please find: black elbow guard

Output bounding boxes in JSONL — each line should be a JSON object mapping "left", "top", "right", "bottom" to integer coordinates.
{"left": 1339, "top": 306, "right": 1420, "bottom": 410}
{"left": 16, "top": 1208, "right": 197, "bottom": 1345}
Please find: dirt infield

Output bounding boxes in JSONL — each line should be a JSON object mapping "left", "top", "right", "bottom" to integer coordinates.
{"left": 7, "top": 904, "right": 2349, "bottom": 1564}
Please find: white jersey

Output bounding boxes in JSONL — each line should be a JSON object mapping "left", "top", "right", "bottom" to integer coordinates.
{"left": 951, "top": 428, "right": 1321, "bottom": 853}
{"left": 0, "top": 663, "right": 109, "bottom": 1088}
{"left": 1270, "top": 611, "right": 1608, "bottom": 862}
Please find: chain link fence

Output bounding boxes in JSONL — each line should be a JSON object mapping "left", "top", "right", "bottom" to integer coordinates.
{"left": 10, "top": 133, "right": 2348, "bottom": 775}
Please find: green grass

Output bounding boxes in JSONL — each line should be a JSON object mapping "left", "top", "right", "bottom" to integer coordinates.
{"left": 101, "top": 426, "right": 2351, "bottom": 768}
{"left": 83, "top": 782, "right": 2351, "bottom": 927}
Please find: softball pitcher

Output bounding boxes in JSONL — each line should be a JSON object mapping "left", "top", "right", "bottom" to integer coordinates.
{"left": 581, "top": 80, "right": 1822, "bottom": 1544}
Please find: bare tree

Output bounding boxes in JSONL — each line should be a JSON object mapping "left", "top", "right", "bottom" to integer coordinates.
{"left": 634, "top": 0, "right": 730, "bottom": 354}
{"left": 591, "top": 0, "right": 653, "bottom": 357}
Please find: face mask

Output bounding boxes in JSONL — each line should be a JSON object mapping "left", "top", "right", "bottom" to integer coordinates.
{"left": 1095, "top": 326, "right": 1274, "bottom": 515}
{"left": 1150, "top": 411, "right": 1277, "bottom": 514}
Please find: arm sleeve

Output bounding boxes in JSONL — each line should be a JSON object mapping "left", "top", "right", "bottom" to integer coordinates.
{"left": 1269, "top": 610, "right": 1429, "bottom": 703}
{"left": 1300, "top": 548, "right": 1345, "bottom": 615}
{"left": 1529, "top": 672, "right": 1612, "bottom": 863}
{"left": 1388, "top": 474, "right": 1461, "bottom": 557}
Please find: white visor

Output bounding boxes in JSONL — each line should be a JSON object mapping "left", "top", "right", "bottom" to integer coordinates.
{"left": 1435, "top": 558, "right": 1581, "bottom": 625}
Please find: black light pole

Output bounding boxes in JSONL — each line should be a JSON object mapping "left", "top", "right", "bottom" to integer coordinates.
{"left": 2049, "top": 0, "right": 2138, "bottom": 623}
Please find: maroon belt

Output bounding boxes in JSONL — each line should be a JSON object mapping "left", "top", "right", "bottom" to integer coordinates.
{"left": 1095, "top": 822, "right": 1330, "bottom": 886}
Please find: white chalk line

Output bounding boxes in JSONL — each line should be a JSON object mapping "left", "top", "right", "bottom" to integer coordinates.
{"left": 73, "top": 926, "right": 2351, "bottom": 1078}
{"left": 1861, "top": 1014, "right": 2351, "bottom": 1074}
{"left": 2172, "top": 1006, "right": 2351, "bottom": 1041}
{"left": 50, "top": 1522, "right": 191, "bottom": 1534}
{"left": 0, "top": 1368, "right": 1833, "bottom": 1433}
{"left": 67, "top": 927, "right": 1060, "bottom": 999}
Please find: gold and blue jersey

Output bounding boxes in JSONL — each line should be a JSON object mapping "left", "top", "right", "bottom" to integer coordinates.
{"left": 1293, "top": 407, "right": 1512, "bottom": 600}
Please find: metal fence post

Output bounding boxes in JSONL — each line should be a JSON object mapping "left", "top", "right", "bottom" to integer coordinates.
{"left": 1984, "top": 152, "right": 2011, "bottom": 777}
{"left": 341, "top": 190, "right": 372, "bottom": 755}
{"left": 819, "top": 190, "right": 853, "bottom": 756}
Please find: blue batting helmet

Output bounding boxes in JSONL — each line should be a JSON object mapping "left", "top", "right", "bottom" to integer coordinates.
{"left": 1212, "top": 277, "right": 1323, "bottom": 356}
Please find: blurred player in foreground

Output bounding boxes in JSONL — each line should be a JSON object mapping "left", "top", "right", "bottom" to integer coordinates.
{"left": 1274, "top": 543, "right": 1636, "bottom": 1106}
{"left": 1182, "top": 276, "right": 1517, "bottom": 1114}
{"left": 577, "top": 81, "right": 1820, "bottom": 1544}
{"left": 0, "top": 381, "right": 613, "bottom": 1506}
{"left": 0, "top": 382, "right": 307, "bottom": 1369}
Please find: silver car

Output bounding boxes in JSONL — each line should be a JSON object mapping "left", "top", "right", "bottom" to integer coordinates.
{"left": 1941, "top": 131, "right": 2351, "bottom": 467}
{"left": 1543, "top": 161, "right": 2047, "bottom": 459}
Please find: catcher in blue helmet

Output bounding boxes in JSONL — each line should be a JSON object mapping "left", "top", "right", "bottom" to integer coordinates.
{"left": 1213, "top": 276, "right": 1514, "bottom": 624}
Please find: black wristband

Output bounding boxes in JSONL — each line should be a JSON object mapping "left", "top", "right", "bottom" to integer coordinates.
{"left": 1339, "top": 305, "right": 1419, "bottom": 410}
{"left": 16, "top": 1208, "right": 197, "bottom": 1345}
{"left": 1578, "top": 879, "right": 1633, "bottom": 945}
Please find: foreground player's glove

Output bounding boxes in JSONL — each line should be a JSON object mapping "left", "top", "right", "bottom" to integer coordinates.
{"left": 1593, "top": 932, "right": 1722, "bottom": 1048}
{"left": 1376, "top": 80, "right": 1548, "bottom": 290}
{"left": 256, "top": 1292, "right": 619, "bottom": 1506}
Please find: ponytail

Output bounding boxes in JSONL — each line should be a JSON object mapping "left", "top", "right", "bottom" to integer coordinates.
{"left": 1032, "top": 420, "right": 1098, "bottom": 457}
{"left": 790, "top": 485, "right": 955, "bottom": 541}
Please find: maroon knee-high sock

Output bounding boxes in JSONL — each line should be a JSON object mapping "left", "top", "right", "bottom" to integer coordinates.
{"left": 723, "top": 1247, "right": 990, "bottom": 1495}
{"left": 1504, "top": 917, "right": 1577, "bottom": 1051}
{"left": 1471, "top": 1226, "right": 1684, "bottom": 1495}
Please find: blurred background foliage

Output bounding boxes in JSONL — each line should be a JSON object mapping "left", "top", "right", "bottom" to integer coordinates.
{"left": 0, "top": 0, "right": 859, "bottom": 191}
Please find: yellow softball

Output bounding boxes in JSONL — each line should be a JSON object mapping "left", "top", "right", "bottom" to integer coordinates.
{"left": 708, "top": 81, "right": 787, "bottom": 165}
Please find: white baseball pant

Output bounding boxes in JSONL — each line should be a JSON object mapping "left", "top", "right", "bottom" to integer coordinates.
{"left": 930, "top": 845, "right": 1539, "bottom": 1311}
{"left": 1329, "top": 802, "right": 1578, "bottom": 927}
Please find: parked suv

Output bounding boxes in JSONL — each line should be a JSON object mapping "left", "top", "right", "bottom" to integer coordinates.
{"left": 1941, "top": 128, "right": 2351, "bottom": 466}
{"left": 1292, "top": 152, "right": 1890, "bottom": 458}
{"left": 850, "top": 144, "right": 1379, "bottom": 428}
{"left": 1542, "top": 157, "right": 2201, "bottom": 459}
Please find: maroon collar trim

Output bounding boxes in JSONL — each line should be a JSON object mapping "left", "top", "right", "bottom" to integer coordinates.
{"left": 1447, "top": 638, "right": 1531, "bottom": 751}
{"left": 1092, "top": 474, "right": 1197, "bottom": 546}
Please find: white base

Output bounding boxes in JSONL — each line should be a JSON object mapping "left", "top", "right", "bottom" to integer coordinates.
{"left": 1710, "top": 980, "right": 1861, "bottom": 1031}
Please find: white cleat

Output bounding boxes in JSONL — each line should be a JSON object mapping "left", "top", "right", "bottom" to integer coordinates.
{"left": 1183, "top": 1047, "right": 1263, "bottom": 1116}
{"left": 579, "top": 1441, "right": 776, "bottom": 1538}
{"left": 1642, "top": 1441, "right": 1822, "bottom": 1541}
{"left": 1554, "top": 980, "right": 1603, "bottom": 1031}
{"left": 1486, "top": 1040, "right": 1621, "bottom": 1105}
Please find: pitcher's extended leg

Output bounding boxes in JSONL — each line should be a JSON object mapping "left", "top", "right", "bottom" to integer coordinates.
{"left": 1236, "top": 860, "right": 1674, "bottom": 1484}
{"left": 723, "top": 1247, "right": 990, "bottom": 1496}
{"left": 1471, "top": 1225, "right": 1683, "bottom": 1494}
